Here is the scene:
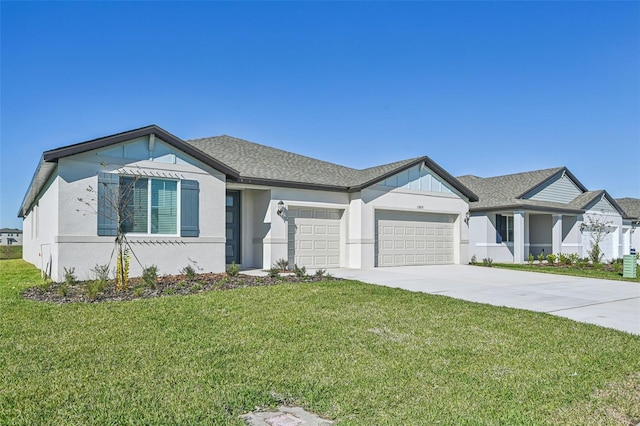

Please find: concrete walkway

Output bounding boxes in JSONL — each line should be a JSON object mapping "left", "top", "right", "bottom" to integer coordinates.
{"left": 332, "top": 265, "right": 640, "bottom": 335}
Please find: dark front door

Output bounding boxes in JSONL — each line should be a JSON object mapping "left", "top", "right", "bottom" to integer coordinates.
{"left": 225, "top": 191, "right": 241, "bottom": 264}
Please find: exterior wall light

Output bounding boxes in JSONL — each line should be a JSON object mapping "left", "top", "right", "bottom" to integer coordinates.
{"left": 276, "top": 200, "right": 285, "bottom": 216}
{"left": 464, "top": 211, "right": 470, "bottom": 225}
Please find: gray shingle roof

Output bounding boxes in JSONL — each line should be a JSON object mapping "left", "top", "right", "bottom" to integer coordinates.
{"left": 616, "top": 197, "right": 640, "bottom": 220}
{"left": 457, "top": 167, "right": 578, "bottom": 211}
{"left": 185, "top": 135, "right": 476, "bottom": 198}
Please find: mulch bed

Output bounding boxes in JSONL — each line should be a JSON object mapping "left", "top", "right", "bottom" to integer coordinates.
{"left": 22, "top": 272, "right": 339, "bottom": 304}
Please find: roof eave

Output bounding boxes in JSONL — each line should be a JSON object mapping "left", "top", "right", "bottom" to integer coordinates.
{"left": 234, "top": 176, "right": 348, "bottom": 192}
{"left": 469, "top": 203, "right": 585, "bottom": 215}
{"left": 350, "top": 156, "right": 479, "bottom": 201}
{"left": 43, "top": 125, "right": 240, "bottom": 178}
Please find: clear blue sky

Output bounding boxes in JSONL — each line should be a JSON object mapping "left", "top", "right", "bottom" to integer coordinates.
{"left": 1, "top": 1, "right": 639, "bottom": 229}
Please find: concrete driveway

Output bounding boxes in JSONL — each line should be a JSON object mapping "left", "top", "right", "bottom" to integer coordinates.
{"left": 333, "top": 265, "right": 640, "bottom": 335}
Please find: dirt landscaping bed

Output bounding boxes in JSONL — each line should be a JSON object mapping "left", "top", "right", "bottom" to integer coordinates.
{"left": 22, "top": 272, "right": 338, "bottom": 303}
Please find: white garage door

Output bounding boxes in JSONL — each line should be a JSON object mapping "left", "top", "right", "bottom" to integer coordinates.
{"left": 376, "top": 211, "right": 455, "bottom": 267}
{"left": 584, "top": 227, "right": 617, "bottom": 261}
{"left": 288, "top": 208, "right": 342, "bottom": 269}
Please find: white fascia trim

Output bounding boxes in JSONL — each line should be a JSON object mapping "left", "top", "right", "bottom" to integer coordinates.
{"left": 55, "top": 235, "right": 226, "bottom": 243}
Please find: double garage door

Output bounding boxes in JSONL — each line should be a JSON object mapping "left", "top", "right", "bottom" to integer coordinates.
{"left": 376, "top": 210, "right": 455, "bottom": 267}
{"left": 288, "top": 208, "right": 342, "bottom": 269}
{"left": 287, "top": 208, "right": 456, "bottom": 269}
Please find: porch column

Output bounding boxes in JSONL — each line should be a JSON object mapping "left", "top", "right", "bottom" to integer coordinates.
{"left": 513, "top": 211, "right": 525, "bottom": 264}
{"left": 552, "top": 214, "right": 563, "bottom": 254}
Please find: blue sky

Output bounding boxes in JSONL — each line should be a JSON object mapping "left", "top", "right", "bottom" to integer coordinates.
{"left": 1, "top": 1, "right": 639, "bottom": 229}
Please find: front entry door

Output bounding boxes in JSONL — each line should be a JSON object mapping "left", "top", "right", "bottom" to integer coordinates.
{"left": 225, "top": 191, "right": 241, "bottom": 265}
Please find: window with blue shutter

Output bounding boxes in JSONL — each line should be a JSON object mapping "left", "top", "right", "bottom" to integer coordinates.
{"left": 97, "top": 174, "right": 199, "bottom": 237}
{"left": 97, "top": 172, "right": 119, "bottom": 236}
{"left": 180, "top": 180, "right": 199, "bottom": 237}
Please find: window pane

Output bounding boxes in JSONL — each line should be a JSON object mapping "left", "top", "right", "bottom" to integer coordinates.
{"left": 120, "top": 177, "right": 148, "bottom": 233}
{"left": 151, "top": 179, "right": 177, "bottom": 234}
{"left": 507, "top": 216, "right": 514, "bottom": 242}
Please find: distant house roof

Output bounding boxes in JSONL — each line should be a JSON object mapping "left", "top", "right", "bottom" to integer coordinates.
{"left": 0, "top": 228, "right": 22, "bottom": 234}
{"left": 616, "top": 197, "right": 640, "bottom": 221}
{"left": 457, "top": 167, "right": 624, "bottom": 216}
{"left": 19, "top": 125, "right": 477, "bottom": 217}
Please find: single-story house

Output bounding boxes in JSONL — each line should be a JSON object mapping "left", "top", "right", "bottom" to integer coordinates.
{"left": 616, "top": 197, "right": 640, "bottom": 254}
{"left": 19, "top": 125, "right": 478, "bottom": 281}
{"left": 0, "top": 228, "right": 23, "bottom": 246}
{"left": 457, "top": 167, "right": 627, "bottom": 263}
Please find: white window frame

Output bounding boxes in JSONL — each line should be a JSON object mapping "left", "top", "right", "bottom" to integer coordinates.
{"left": 122, "top": 176, "right": 181, "bottom": 237}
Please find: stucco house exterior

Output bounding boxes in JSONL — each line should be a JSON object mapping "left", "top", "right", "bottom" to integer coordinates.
{"left": 0, "top": 228, "right": 23, "bottom": 246}
{"left": 616, "top": 197, "right": 640, "bottom": 254}
{"left": 19, "top": 125, "right": 478, "bottom": 281}
{"left": 457, "top": 168, "right": 627, "bottom": 264}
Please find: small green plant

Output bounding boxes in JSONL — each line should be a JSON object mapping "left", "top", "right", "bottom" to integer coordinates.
{"left": 38, "top": 279, "right": 53, "bottom": 293}
{"left": 57, "top": 282, "right": 69, "bottom": 297}
{"left": 314, "top": 269, "right": 326, "bottom": 277}
{"left": 587, "top": 243, "right": 603, "bottom": 265}
{"left": 293, "top": 264, "right": 307, "bottom": 278}
{"left": 142, "top": 265, "right": 158, "bottom": 289}
{"left": 63, "top": 267, "right": 76, "bottom": 285}
{"left": 180, "top": 265, "right": 197, "bottom": 281}
{"left": 86, "top": 280, "right": 103, "bottom": 300}
{"left": 268, "top": 267, "right": 280, "bottom": 278}
{"left": 273, "top": 259, "right": 289, "bottom": 271}
{"left": 191, "top": 283, "right": 202, "bottom": 292}
{"left": 163, "top": 288, "right": 177, "bottom": 296}
{"left": 569, "top": 253, "right": 580, "bottom": 265}
{"left": 91, "top": 264, "right": 110, "bottom": 283}
{"left": 546, "top": 254, "right": 556, "bottom": 265}
{"left": 226, "top": 262, "right": 240, "bottom": 277}
{"left": 558, "top": 253, "right": 571, "bottom": 266}
{"left": 133, "top": 287, "right": 145, "bottom": 297}
{"left": 527, "top": 253, "right": 534, "bottom": 265}
{"left": 537, "top": 253, "right": 545, "bottom": 263}
{"left": 470, "top": 254, "right": 477, "bottom": 265}
{"left": 482, "top": 258, "right": 493, "bottom": 267}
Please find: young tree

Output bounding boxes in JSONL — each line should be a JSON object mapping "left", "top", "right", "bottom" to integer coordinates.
{"left": 581, "top": 214, "right": 613, "bottom": 264}
{"left": 77, "top": 169, "right": 142, "bottom": 291}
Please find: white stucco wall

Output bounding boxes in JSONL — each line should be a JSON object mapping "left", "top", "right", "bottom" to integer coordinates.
{"left": 22, "top": 171, "right": 60, "bottom": 277}
{"left": 23, "top": 137, "right": 227, "bottom": 282}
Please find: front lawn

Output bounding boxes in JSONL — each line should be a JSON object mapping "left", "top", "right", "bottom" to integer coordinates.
{"left": 491, "top": 262, "right": 640, "bottom": 283}
{"left": 1, "top": 260, "right": 639, "bottom": 425}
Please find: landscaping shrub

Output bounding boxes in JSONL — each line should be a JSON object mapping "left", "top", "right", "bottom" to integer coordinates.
{"left": 470, "top": 254, "right": 477, "bottom": 265}
{"left": 537, "top": 253, "right": 545, "bottom": 262}
{"left": 315, "top": 269, "right": 326, "bottom": 277}
{"left": 142, "top": 265, "right": 158, "bottom": 289}
{"left": 482, "top": 258, "right": 493, "bottom": 267}
{"left": 527, "top": 253, "right": 534, "bottom": 265}
{"left": 546, "top": 254, "right": 556, "bottom": 265}
{"left": 273, "top": 258, "right": 289, "bottom": 271}
{"left": 180, "top": 265, "right": 197, "bottom": 280}
{"left": 268, "top": 267, "right": 280, "bottom": 278}
{"left": 293, "top": 264, "right": 307, "bottom": 278}
{"left": 226, "top": 262, "right": 240, "bottom": 277}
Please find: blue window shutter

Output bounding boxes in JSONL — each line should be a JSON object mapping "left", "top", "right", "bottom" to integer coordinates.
{"left": 495, "top": 214, "right": 503, "bottom": 244}
{"left": 97, "top": 173, "right": 119, "bottom": 236}
{"left": 181, "top": 179, "right": 200, "bottom": 237}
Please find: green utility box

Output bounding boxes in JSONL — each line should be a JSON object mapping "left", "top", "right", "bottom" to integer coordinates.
{"left": 623, "top": 255, "right": 637, "bottom": 278}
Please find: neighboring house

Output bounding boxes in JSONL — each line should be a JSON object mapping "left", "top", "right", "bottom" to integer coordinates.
{"left": 19, "top": 125, "right": 477, "bottom": 281}
{"left": 615, "top": 197, "right": 640, "bottom": 254}
{"left": 457, "top": 168, "right": 627, "bottom": 263}
{"left": 0, "top": 228, "right": 23, "bottom": 246}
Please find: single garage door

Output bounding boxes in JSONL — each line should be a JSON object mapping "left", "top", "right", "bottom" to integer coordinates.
{"left": 288, "top": 208, "right": 342, "bottom": 269}
{"left": 376, "top": 210, "right": 455, "bottom": 267}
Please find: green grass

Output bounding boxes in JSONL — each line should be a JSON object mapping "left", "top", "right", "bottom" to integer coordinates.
{"left": 1, "top": 260, "right": 639, "bottom": 425}
{"left": 492, "top": 263, "right": 640, "bottom": 282}
{"left": 0, "top": 245, "right": 22, "bottom": 260}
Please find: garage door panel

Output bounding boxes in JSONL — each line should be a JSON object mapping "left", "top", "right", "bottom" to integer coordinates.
{"left": 376, "top": 211, "right": 455, "bottom": 267}
{"left": 289, "top": 208, "right": 342, "bottom": 269}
